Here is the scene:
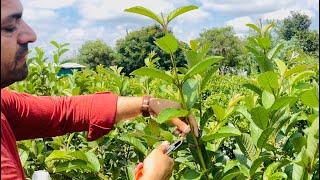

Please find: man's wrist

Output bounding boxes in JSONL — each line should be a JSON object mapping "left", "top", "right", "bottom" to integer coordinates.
{"left": 141, "top": 96, "right": 151, "bottom": 117}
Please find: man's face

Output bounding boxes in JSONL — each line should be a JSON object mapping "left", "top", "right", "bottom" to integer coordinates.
{"left": 1, "top": 0, "right": 36, "bottom": 88}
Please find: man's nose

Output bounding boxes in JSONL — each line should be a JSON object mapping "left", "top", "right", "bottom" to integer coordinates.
{"left": 17, "top": 20, "right": 37, "bottom": 44}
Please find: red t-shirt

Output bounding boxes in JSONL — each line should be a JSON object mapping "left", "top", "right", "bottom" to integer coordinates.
{"left": 1, "top": 89, "right": 118, "bottom": 179}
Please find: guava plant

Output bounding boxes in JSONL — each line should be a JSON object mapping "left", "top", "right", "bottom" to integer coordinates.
{"left": 125, "top": 5, "right": 248, "bottom": 179}
{"left": 229, "top": 23, "right": 319, "bottom": 180}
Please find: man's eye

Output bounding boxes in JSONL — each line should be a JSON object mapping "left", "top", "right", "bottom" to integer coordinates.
{"left": 3, "top": 26, "right": 17, "bottom": 33}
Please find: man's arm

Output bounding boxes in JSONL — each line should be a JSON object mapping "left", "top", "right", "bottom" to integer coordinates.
{"left": 115, "top": 97, "right": 198, "bottom": 137}
{"left": 1, "top": 89, "right": 118, "bottom": 141}
{"left": 115, "top": 97, "right": 143, "bottom": 122}
{"left": 1, "top": 89, "right": 198, "bottom": 141}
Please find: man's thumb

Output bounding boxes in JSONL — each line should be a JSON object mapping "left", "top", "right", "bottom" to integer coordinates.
{"left": 157, "top": 141, "right": 170, "bottom": 153}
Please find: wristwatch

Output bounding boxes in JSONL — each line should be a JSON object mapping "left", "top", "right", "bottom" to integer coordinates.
{"left": 141, "top": 96, "right": 151, "bottom": 117}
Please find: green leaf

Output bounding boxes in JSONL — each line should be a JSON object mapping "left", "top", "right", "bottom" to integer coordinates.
{"left": 263, "top": 160, "right": 290, "bottom": 179}
{"left": 18, "top": 149, "right": 29, "bottom": 167}
{"left": 53, "top": 54, "right": 59, "bottom": 64}
{"left": 58, "top": 48, "right": 69, "bottom": 57}
{"left": 118, "top": 134, "right": 148, "bottom": 155}
{"left": 224, "top": 160, "right": 238, "bottom": 173}
{"left": 306, "top": 117, "right": 319, "bottom": 165}
{"left": 167, "top": 5, "right": 198, "bottom": 23}
{"left": 50, "top": 41, "right": 60, "bottom": 48}
{"left": 270, "top": 96, "right": 297, "bottom": 111}
{"left": 157, "top": 108, "right": 189, "bottom": 124}
{"left": 262, "top": 22, "right": 275, "bottom": 35}
{"left": 190, "top": 39, "right": 199, "bottom": 51}
{"left": 154, "top": 33, "right": 179, "bottom": 54}
{"left": 182, "top": 169, "right": 201, "bottom": 179}
{"left": 257, "top": 37, "right": 271, "bottom": 49}
{"left": 251, "top": 106, "right": 269, "bottom": 130}
{"left": 222, "top": 171, "right": 242, "bottom": 180}
{"left": 291, "top": 71, "right": 316, "bottom": 85}
{"left": 262, "top": 90, "right": 275, "bottom": 109}
{"left": 182, "top": 78, "right": 199, "bottom": 109}
{"left": 290, "top": 133, "right": 307, "bottom": 153}
{"left": 274, "top": 59, "right": 287, "bottom": 76}
{"left": 257, "top": 128, "right": 274, "bottom": 149}
{"left": 243, "top": 83, "right": 262, "bottom": 96}
{"left": 292, "top": 163, "right": 307, "bottom": 180}
{"left": 272, "top": 110, "right": 290, "bottom": 133}
{"left": 295, "top": 147, "right": 309, "bottom": 167}
{"left": 184, "top": 56, "right": 223, "bottom": 81}
{"left": 300, "top": 88, "right": 319, "bottom": 108}
{"left": 124, "top": 6, "right": 163, "bottom": 25}
{"left": 160, "top": 130, "right": 174, "bottom": 142}
{"left": 185, "top": 50, "right": 199, "bottom": 67}
{"left": 236, "top": 133, "right": 257, "bottom": 161}
{"left": 85, "top": 151, "right": 100, "bottom": 172}
{"left": 285, "top": 112, "right": 301, "bottom": 134}
{"left": 268, "top": 43, "right": 284, "bottom": 60}
{"left": 258, "top": 71, "right": 279, "bottom": 93}
{"left": 250, "top": 156, "right": 270, "bottom": 176}
{"left": 256, "top": 55, "right": 274, "bottom": 72}
{"left": 45, "top": 150, "right": 73, "bottom": 163}
{"left": 238, "top": 164, "right": 250, "bottom": 177}
{"left": 246, "top": 24, "right": 261, "bottom": 34}
{"left": 284, "top": 64, "right": 308, "bottom": 78}
{"left": 269, "top": 172, "right": 288, "bottom": 180}
{"left": 144, "top": 120, "right": 160, "bottom": 137}
{"left": 228, "top": 94, "right": 245, "bottom": 108}
{"left": 131, "top": 67, "right": 174, "bottom": 84}
{"left": 245, "top": 44, "right": 260, "bottom": 57}
{"left": 60, "top": 43, "right": 70, "bottom": 48}
{"left": 201, "top": 126, "right": 241, "bottom": 141}
{"left": 200, "top": 65, "right": 219, "bottom": 90}
{"left": 212, "top": 104, "right": 226, "bottom": 122}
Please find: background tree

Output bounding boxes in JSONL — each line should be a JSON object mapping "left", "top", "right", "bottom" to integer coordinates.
{"left": 277, "top": 11, "right": 319, "bottom": 56}
{"left": 278, "top": 11, "right": 312, "bottom": 40}
{"left": 77, "top": 39, "right": 117, "bottom": 68}
{"left": 197, "top": 26, "right": 245, "bottom": 69}
{"left": 114, "top": 25, "right": 186, "bottom": 75}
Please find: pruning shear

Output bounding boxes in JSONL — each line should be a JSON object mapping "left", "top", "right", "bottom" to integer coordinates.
{"left": 134, "top": 138, "right": 184, "bottom": 180}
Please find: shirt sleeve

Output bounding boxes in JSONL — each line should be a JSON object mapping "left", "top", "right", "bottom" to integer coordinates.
{"left": 1, "top": 89, "right": 118, "bottom": 141}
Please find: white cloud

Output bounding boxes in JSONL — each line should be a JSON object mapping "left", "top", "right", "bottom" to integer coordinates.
{"left": 173, "top": 8, "right": 211, "bottom": 24}
{"left": 21, "top": 0, "right": 77, "bottom": 10}
{"left": 174, "top": 27, "right": 199, "bottom": 43}
{"left": 306, "top": 0, "right": 319, "bottom": 11}
{"left": 225, "top": 16, "right": 254, "bottom": 37}
{"left": 23, "top": 9, "right": 57, "bottom": 21}
{"left": 19, "top": 0, "right": 318, "bottom": 60}
{"left": 199, "top": 0, "right": 296, "bottom": 16}
{"left": 261, "top": 8, "right": 313, "bottom": 20}
{"left": 77, "top": 0, "right": 174, "bottom": 21}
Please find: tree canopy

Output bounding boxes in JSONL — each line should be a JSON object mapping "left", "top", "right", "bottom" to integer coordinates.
{"left": 114, "top": 25, "right": 186, "bottom": 75}
{"left": 77, "top": 39, "right": 117, "bottom": 68}
{"left": 277, "top": 11, "right": 318, "bottom": 56}
{"left": 197, "top": 26, "right": 244, "bottom": 67}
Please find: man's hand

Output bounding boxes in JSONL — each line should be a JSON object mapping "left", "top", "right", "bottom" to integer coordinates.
{"left": 149, "top": 98, "right": 199, "bottom": 137}
{"left": 136, "top": 141, "right": 173, "bottom": 180}
{"left": 115, "top": 96, "right": 199, "bottom": 137}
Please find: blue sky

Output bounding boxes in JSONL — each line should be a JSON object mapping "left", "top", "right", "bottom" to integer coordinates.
{"left": 20, "top": 0, "right": 319, "bottom": 58}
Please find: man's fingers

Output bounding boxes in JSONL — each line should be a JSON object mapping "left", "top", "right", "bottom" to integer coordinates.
{"left": 188, "top": 115, "right": 199, "bottom": 137}
{"left": 170, "top": 118, "right": 190, "bottom": 134}
{"left": 171, "top": 116, "right": 199, "bottom": 137}
{"left": 157, "top": 141, "right": 170, "bottom": 154}
{"left": 135, "top": 162, "right": 144, "bottom": 172}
